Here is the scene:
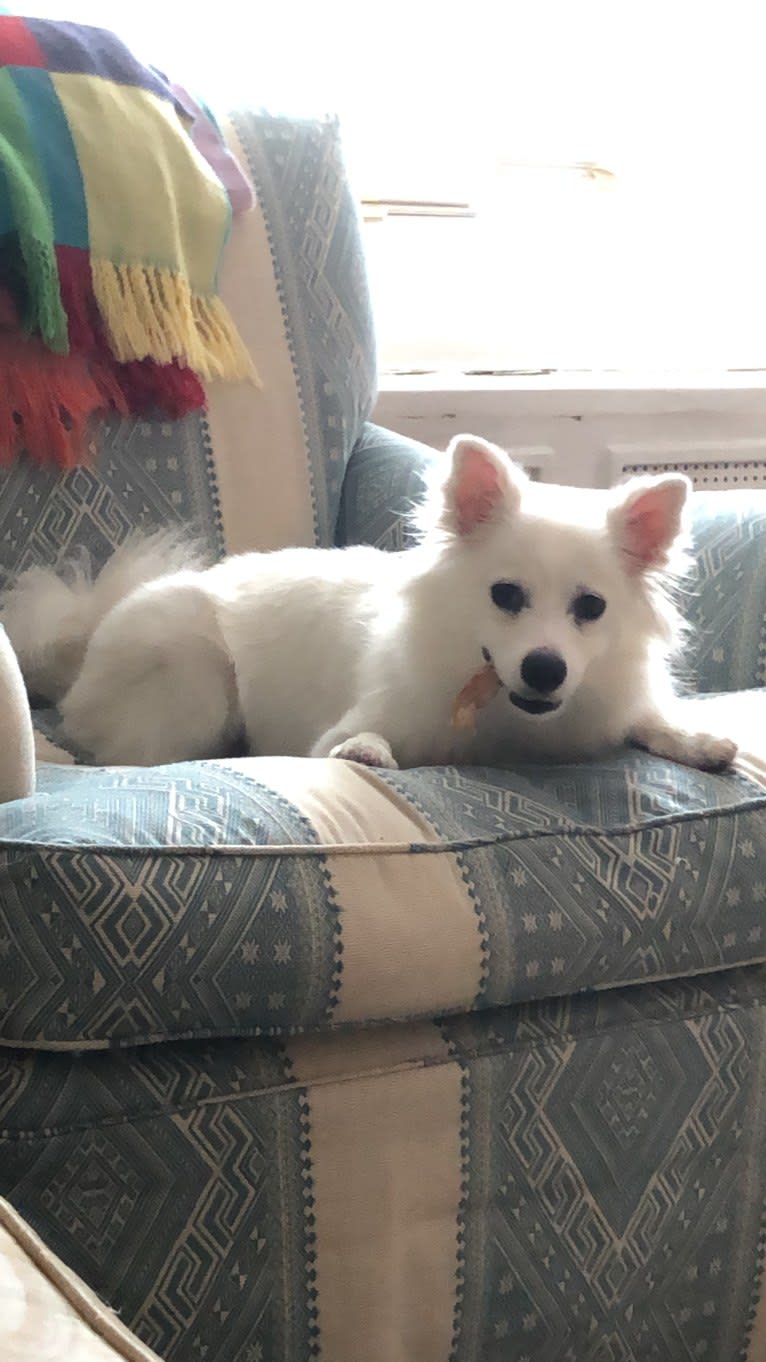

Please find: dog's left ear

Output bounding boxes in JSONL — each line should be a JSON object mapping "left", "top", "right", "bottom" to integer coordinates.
{"left": 609, "top": 473, "right": 691, "bottom": 574}
{"left": 442, "top": 435, "right": 526, "bottom": 537}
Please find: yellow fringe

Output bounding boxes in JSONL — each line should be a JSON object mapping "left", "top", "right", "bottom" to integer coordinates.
{"left": 91, "top": 259, "right": 259, "bottom": 385}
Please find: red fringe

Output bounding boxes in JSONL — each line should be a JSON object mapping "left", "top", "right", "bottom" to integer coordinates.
{"left": 0, "top": 258, "right": 207, "bottom": 467}
{"left": 0, "top": 331, "right": 128, "bottom": 469}
{"left": 117, "top": 358, "right": 206, "bottom": 418}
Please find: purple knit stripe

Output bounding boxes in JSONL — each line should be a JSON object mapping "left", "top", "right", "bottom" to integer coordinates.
{"left": 24, "top": 18, "right": 171, "bottom": 101}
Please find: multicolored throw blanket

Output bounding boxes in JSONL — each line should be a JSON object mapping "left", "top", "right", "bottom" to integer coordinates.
{"left": 0, "top": 13, "right": 255, "bottom": 467}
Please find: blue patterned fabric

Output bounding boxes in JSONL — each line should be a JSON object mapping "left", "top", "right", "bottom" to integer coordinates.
{"left": 0, "top": 1037, "right": 316, "bottom": 1362}
{"left": 1, "top": 751, "right": 765, "bottom": 1049}
{"left": 3, "top": 965, "right": 766, "bottom": 1362}
{"left": 442, "top": 965, "right": 766, "bottom": 1362}
{"left": 378, "top": 754, "right": 766, "bottom": 1010}
{"left": 232, "top": 112, "right": 377, "bottom": 545}
{"left": 686, "top": 490, "right": 766, "bottom": 692}
{"left": 0, "top": 761, "right": 341, "bottom": 1046}
{"left": 0, "top": 414, "right": 224, "bottom": 590}
{"left": 335, "top": 421, "right": 432, "bottom": 548}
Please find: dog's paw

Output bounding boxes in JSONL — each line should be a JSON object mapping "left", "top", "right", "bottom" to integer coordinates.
{"left": 696, "top": 735, "right": 738, "bottom": 772}
{"left": 632, "top": 723, "right": 737, "bottom": 772}
{"left": 329, "top": 732, "right": 399, "bottom": 769}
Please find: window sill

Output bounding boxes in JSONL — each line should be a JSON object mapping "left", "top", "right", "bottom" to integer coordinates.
{"left": 376, "top": 369, "right": 766, "bottom": 418}
{"left": 372, "top": 372, "right": 766, "bottom": 489}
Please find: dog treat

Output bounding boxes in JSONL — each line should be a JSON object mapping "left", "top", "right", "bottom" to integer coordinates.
{"left": 451, "top": 662, "right": 501, "bottom": 732}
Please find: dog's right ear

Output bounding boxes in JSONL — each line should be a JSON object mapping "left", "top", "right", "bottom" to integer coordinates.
{"left": 440, "top": 435, "right": 526, "bottom": 537}
{"left": 608, "top": 473, "right": 691, "bottom": 575}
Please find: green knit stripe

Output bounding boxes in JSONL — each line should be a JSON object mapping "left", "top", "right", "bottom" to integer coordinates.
{"left": 0, "top": 68, "right": 68, "bottom": 351}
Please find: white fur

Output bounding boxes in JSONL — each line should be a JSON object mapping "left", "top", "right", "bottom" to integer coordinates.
{"left": 1, "top": 530, "right": 205, "bottom": 703}
{"left": 1, "top": 437, "right": 737, "bottom": 771}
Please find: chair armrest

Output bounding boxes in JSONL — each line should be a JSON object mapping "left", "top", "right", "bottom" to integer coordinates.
{"left": 687, "top": 490, "right": 766, "bottom": 692}
{"left": 336, "top": 422, "right": 435, "bottom": 549}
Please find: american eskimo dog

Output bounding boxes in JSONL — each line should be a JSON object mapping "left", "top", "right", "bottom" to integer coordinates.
{"left": 1, "top": 435, "right": 736, "bottom": 771}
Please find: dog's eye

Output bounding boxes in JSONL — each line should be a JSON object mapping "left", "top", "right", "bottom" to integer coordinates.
{"left": 491, "top": 581, "right": 527, "bottom": 614}
{"left": 572, "top": 591, "right": 606, "bottom": 623}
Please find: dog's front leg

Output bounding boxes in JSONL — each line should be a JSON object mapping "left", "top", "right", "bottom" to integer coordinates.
{"left": 628, "top": 712, "right": 737, "bottom": 772}
{"left": 311, "top": 709, "right": 399, "bottom": 769}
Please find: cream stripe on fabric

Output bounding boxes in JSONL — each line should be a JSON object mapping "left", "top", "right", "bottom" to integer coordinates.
{"left": 288, "top": 1017, "right": 453, "bottom": 1082}
{"left": 203, "top": 120, "right": 316, "bottom": 555}
{"left": 0, "top": 1200, "right": 160, "bottom": 1362}
{"left": 250, "top": 758, "right": 485, "bottom": 1023}
{"left": 287, "top": 1028, "right": 462, "bottom": 1362}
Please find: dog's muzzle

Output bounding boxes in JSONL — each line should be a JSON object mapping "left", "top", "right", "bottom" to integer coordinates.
{"left": 509, "top": 647, "right": 566, "bottom": 716}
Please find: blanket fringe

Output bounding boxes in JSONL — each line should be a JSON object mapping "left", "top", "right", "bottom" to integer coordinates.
{"left": 91, "top": 259, "right": 258, "bottom": 384}
{"left": 0, "top": 331, "right": 127, "bottom": 468}
{"left": 0, "top": 286, "right": 206, "bottom": 467}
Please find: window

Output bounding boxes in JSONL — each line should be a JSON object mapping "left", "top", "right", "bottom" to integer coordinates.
{"left": 12, "top": 1, "right": 766, "bottom": 375}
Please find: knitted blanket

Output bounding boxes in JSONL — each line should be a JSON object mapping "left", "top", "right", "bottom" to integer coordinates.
{"left": 0, "top": 13, "right": 255, "bottom": 467}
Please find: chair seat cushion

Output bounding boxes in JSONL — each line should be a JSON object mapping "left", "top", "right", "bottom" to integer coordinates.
{"left": 1, "top": 692, "right": 765, "bottom": 1051}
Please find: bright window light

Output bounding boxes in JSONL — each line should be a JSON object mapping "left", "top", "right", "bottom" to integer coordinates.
{"left": 9, "top": 1, "right": 766, "bottom": 373}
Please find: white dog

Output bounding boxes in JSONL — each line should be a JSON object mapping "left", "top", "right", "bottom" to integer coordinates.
{"left": 1, "top": 435, "right": 736, "bottom": 772}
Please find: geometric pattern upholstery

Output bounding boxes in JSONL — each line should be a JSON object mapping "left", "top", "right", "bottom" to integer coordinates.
{"left": 3, "top": 966, "right": 766, "bottom": 1362}
{"left": 444, "top": 965, "right": 766, "bottom": 1362}
{"left": 1, "top": 1040, "right": 315, "bottom": 1362}
{"left": 1, "top": 742, "right": 765, "bottom": 1049}
{"left": 0, "top": 413, "right": 226, "bottom": 589}
{"left": 336, "top": 421, "right": 433, "bottom": 549}
{"left": 685, "top": 489, "right": 766, "bottom": 691}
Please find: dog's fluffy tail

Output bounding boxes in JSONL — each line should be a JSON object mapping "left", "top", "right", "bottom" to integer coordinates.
{"left": 1, "top": 530, "right": 207, "bottom": 703}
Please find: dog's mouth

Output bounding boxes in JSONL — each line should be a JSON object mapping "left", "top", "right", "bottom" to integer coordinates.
{"left": 481, "top": 650, "right": 563, "bottom": 718}
{"left": 509, "top": 692, "right": 562, "bottom": 716}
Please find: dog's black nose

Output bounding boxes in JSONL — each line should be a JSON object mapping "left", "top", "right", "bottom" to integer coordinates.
{"left": 520, "top": 648, "right": 567, "bottom": 694}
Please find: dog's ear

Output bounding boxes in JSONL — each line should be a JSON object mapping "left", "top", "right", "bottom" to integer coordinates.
{"left": 609, "top": 473, "right": 691, "bottom": 574}
{"left": 442, "top": 435, "right": 525, "bottom": 537}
